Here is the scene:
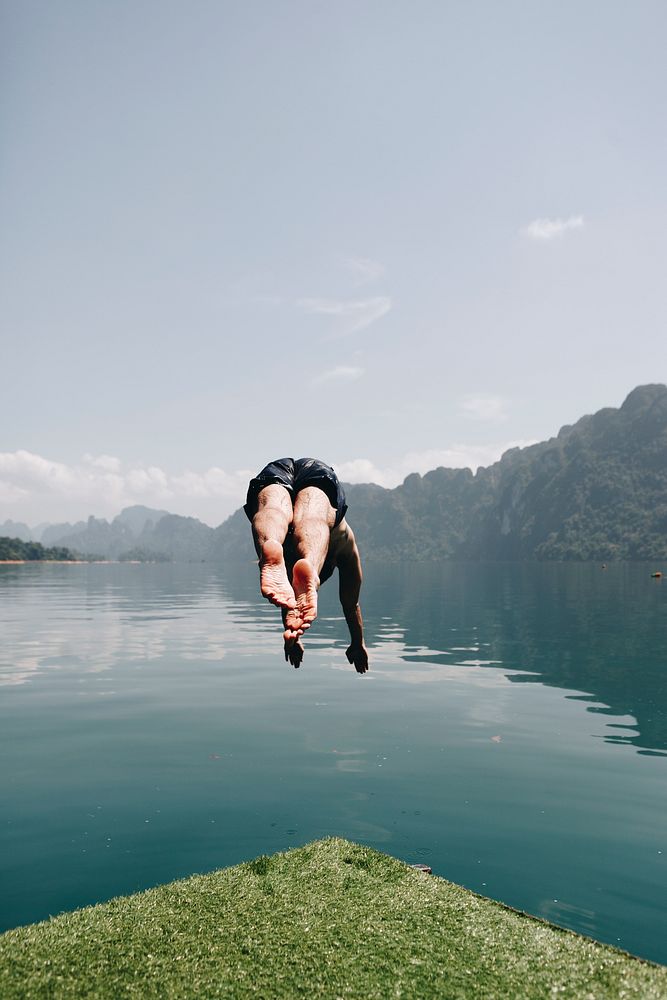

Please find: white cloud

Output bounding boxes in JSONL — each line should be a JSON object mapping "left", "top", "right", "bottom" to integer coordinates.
{"left": 125, "top": 466, "right": 171, "bottom": 496}
{"left": 0, "top": 480, "right": 28, "bottom": 503}
{"left": 340, "top": 255, "right": 385, "bottom": 286}
{"left": 0, "top": 450, "right": 252, "bottom": 526}
{"left": 460, "top": 394, "right": 508, "bottom": 422}
{"left": 334, "top": 440, "right": 536, "bottom": 488}
{"left": 83, "top": 453, "right": 121, "bottom": 473}
{"left": 297, "top": 296, "right": 391, "bottom": 337}
{"left": 312, "top": 365, "right": 364, "bottom": 386}
{"left": 334, "top": 458, "right": 388, "bottom": 484}
{"left": 521, "top": 215, "right": 584, "bottom": 241}
{"left": 170, "top": 466, "right": 252, "bottom": 499}
{"left": 0, "top": 451, "right": 93, "bottom": 494}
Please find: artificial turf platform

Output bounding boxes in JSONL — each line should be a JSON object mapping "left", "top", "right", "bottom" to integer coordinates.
{"left": 1, "top": 838, "right": 665, "bottom": 999}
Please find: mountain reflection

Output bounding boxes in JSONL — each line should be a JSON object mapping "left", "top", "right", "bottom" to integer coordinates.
{"left": 363, "top": 561, "right": 667, "bottom": 756}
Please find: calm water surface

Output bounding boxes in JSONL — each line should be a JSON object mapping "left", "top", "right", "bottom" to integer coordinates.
{"left": 1, "top": 561, "right": 666, "bottom": 963}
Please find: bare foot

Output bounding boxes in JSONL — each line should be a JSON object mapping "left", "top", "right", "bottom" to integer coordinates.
{"left": 284, "top": 637, "right": 304, "bottom": 668}
{"left": 285, "top": 558, "right": 319, "bottom": 635}
{"left": 260, "top": 540, "right": 296, "bottom": 609}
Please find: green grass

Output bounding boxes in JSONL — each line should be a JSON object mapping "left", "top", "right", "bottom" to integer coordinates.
{"left": 1, "top": 838, "right": 665, "bottom": 999}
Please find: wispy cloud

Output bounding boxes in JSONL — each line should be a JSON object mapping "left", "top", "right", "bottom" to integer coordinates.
{"left": 334, "top": 441, "right": 536, "bottom": 488}
{"left": 521, "top": 215, "right": 584, "bottom": 241}
{"left": 312, "top": 365, "right": 364, "bottom": 386}
{"left": 340, "top": 255, "right": 385, "bottom": 286}
{"left": 460, "top": 394, "right": 508, "bottom": 422}
{"left": 297, "top": 296, "right": 391, "bottom": 338}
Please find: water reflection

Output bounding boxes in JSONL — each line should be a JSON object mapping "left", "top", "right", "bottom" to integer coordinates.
{"left": 0, "top": 563, "right": 272, "bottom": 686}
{"left": 2, "top": 561, "right": 666, "bottom": 756}
{"left": 363, "top": 562, "right": 667, "bottom": 756}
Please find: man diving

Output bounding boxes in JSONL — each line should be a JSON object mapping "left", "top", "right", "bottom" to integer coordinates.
{"left": 244, "top": 457, "right": 368, "bottom": 673}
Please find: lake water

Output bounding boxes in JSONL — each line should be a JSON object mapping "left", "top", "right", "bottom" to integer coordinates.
{"left": 1, "top": 561, "right": 666, "bottom": 963}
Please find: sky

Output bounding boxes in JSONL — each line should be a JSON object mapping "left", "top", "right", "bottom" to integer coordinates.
{"left": 2, "top": 1, "right": 667, "bottom": 526}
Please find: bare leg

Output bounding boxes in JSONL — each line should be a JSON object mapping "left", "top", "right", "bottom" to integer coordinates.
{"left": 251, "top": 485, "right": 296, "bottom": 610}
{"left": 284, "top": 487, "right": 335, "bottom": 636}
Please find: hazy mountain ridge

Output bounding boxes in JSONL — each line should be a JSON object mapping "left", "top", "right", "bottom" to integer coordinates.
{"left": 7, "top": 385, "right": 667, "bottom": 562}
{"left": 34, "top": 508, "right": 206, "bottom": 562}
{"left": 0, "top": 520, "right": 35, "bottom": 542}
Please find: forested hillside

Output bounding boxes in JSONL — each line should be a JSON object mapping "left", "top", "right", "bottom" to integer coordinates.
{"left": 0, "top": 538, "right": 77, "bottom": 561}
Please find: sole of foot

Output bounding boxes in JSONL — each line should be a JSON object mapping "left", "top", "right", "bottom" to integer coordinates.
{"left": 285, "top": 558, "right": 319, "bottom": 634}
{"left": 260, "top": 539, "right": 296, "bottom": 609}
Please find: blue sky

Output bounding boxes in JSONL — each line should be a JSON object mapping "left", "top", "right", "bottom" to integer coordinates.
{"left": 2, "top": 1, "right": 666, "bottom": 524}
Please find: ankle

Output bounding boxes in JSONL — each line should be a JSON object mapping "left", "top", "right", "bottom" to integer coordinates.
{"left": 261, "top": 538, "right": 284, "bottom": 559}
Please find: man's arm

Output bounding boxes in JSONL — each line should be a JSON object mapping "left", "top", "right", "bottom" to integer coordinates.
{"left": 337, "top": 527, "right": 369, "bottom": 674}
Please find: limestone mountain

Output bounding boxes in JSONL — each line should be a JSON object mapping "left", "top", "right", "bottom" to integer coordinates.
{"left": 122, "top": 514, "right": 213, "bottom": 562}
{"left": 462, "top": 383, "right": 667, "bottom": 560}
{"left": 0, "top": 520, "right": 34, "bottom": 542}
{"left": 212, "top": 384, "right": 667, "bottom": 562}
{"left": 42, "top": 506, "right": 188, "bottom": 560}
{"left": 114, "top": 505, "right": 171, "bottom": 536}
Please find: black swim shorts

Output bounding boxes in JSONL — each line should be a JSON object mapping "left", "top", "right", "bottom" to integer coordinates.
{"left": 243, "top": 457, "right": 348, "bottom": 527}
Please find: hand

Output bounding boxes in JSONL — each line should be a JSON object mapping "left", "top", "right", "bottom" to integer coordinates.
{"left": 346, "top": 643, "right": 369, "bottom": 674}
{"left": 284, "top": 637, "right": 304, "bottom": 668}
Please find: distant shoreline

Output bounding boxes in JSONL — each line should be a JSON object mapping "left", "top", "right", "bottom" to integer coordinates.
{"left": 0, "top": 560, "right": 137, "bottom": 565}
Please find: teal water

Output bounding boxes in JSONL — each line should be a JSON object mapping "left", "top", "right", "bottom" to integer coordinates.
{"left": 1, "top": 561, "right": 666, "bottom": 963}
